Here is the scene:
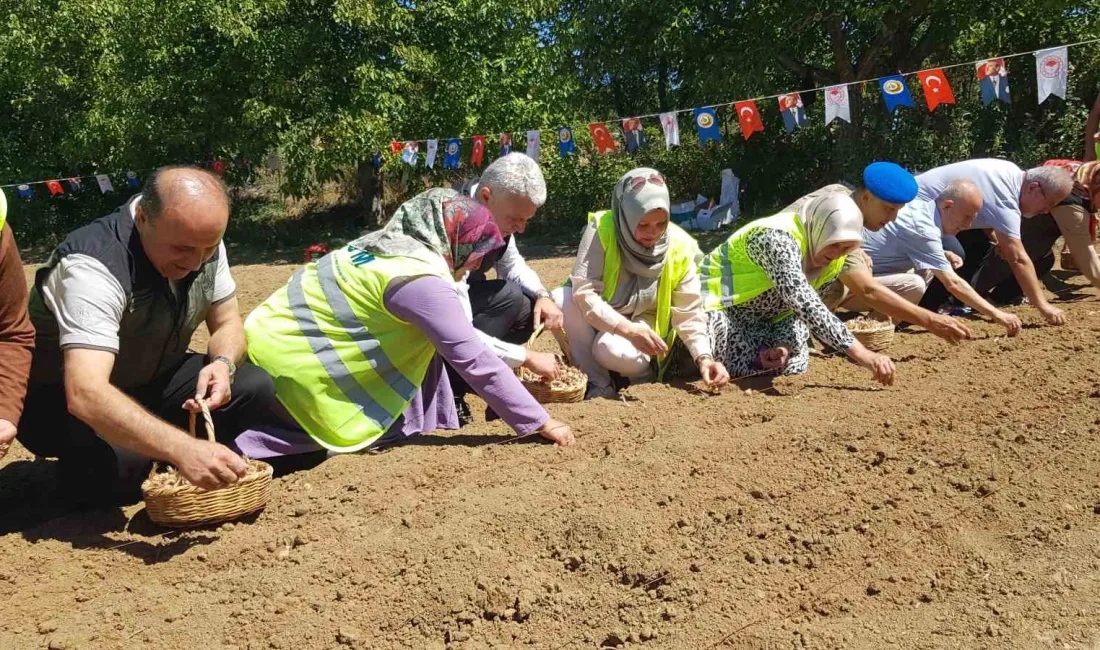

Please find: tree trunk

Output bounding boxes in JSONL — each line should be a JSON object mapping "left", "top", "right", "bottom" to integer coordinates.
{"left": 356, "top": 159, "right": 384, "bottom": 230}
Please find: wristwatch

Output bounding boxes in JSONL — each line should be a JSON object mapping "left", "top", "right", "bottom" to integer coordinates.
{"left": 535, "top": 289, "right": 552, "bottom": 301}
{"left": 211, "top": 355, "right": 237, "bottom": 382}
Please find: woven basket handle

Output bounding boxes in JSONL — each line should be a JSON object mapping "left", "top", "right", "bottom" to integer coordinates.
{"left": 527, "top": 323, "right": 546, "bottom": 347}
{"left": 147, "top": 398, "right": 214, "bottom": 481}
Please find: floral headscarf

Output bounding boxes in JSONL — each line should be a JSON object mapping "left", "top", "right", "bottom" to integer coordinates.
{"left": 351, "top": 188, "right": 504, "bottom": 273}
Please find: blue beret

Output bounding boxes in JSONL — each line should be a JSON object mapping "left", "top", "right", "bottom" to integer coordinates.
{"left": 863, "top": 161, "right": 917, "bottom": 204}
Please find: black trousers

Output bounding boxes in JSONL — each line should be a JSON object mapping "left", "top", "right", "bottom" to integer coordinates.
{"left": 449, "top": 278, "right": 535, "bottom": 399}
{"left": 17, "top": 353, "right": 276, "bottom": 506}
{"left": 918, "top": 219, "right": 1063, "bottom": 311}
{"left": 969, "top": 215, "right": 1061, "bottom": 304}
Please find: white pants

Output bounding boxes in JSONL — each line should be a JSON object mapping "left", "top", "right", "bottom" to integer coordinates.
{"left": 553, "top": 286, "right": 654, "bottom": 390}
{"left": 825, "top": 271, "right": 931, "bottom": 317}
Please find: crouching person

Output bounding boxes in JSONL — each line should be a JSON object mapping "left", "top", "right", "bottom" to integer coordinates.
{"left": 18, "top": 167, "right": 276, "bottom": 507}
{"left": 240, "top": 191, "right": 574, "bottom": 460}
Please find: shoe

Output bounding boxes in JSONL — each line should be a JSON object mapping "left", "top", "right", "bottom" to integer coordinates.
{"left": 454, "top": 397, "right": 473, "bottom": 427}
{"left": 584, "top": 384, "right": 619, "bottom": 400}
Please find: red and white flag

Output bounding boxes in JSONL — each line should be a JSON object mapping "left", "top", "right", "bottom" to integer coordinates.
{"left": 588, "top": 122, "right": 617, "bottom": 154}
{"left": 734, "top": 100, "right": 764, "bottom": 140}
{"left": 916, "top": 68, "right": 955, "bottom": 112}
{"left": 471, "top": 135, "right": 486, "bottom": 167}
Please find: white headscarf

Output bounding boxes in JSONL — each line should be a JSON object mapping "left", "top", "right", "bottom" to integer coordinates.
{"left": 607, "top": 168, "right": 671, "bottom": 315}
{"left": 798, "top": 193, "right": 863, "bottom": 281}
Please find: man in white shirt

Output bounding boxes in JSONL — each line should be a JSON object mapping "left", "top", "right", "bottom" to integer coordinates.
{"left": 453, "top": 154, "right": 564, "bottom": 421}
{"left": 914, "top": 159, "right": 1073, "bottom": 325}
{"left": 18, "top": 167, "right": 275, "bottom": 507}
{"left": 854, "top": 179, "right": 1022, "bottom": 336}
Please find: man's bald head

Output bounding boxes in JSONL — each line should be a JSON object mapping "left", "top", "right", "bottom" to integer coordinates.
{"left": 937, "top": 179, "right": 983, "bottom": 236}
{"left": 135, "top": 166, "right": 230, "bottom": 280}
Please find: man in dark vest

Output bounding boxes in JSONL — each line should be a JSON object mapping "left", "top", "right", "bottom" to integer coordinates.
{"left": 453, "top": 153, "right": 564, "bottom": 422}
{"left": 18, "top": 166, "right": 275, "bottom": 506}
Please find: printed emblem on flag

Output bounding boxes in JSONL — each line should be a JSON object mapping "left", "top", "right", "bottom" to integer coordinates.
{"left": 882, "top": 79, "right": 905, "bottom": 95}
{"left": 559, "top": 129, "right": 572, "bottom": 143}
{"left": 1039, "top": 53, "right": 1065, "bottom": 78}
{"left": 826, "top": 88, "right": 846, "bottom": 105}
{"left": 696, "top": 112, "right": 714, "bottom": 129}
{"left": 447, "top": 141, "right": 459, "bottom": 155}
{"left": 18, "top": 184, "right": 28, "bottom": 191}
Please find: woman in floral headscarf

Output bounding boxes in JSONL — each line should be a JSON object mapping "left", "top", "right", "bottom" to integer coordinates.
{"left": 242, "top": 190, "right": 574, "bottom": 462}
{"left": 554, "top": 168, "right": 729, "bottom": 399}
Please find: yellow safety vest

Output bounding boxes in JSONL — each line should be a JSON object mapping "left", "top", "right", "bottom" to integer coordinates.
{"left": 0, "top": 187, "right": 7, "bottom": 233}
{"left": 588, "top": 209, "right": 700, "bottom": 379}
{"left": 699, "top": 211, "right": 847, "bottom": 321}
{"left": 245, "top": 246, "right": 451, "bottom": 452}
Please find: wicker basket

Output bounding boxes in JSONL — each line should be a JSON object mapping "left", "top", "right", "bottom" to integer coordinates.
{"left": 516, "top": 325, "right": 587, "bottom": 403}
{"left": 142, "top": 399, "right": 273, "bottom": 527}
{"left": 1060, "top": 250, "right": 1077, "bottom": 272}
{"left": 845, "top": 317, "right": 895, "bottom": 352}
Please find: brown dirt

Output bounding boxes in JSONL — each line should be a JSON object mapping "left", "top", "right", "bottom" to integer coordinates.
{"left": 4, "top": 255, "right": 1100, "bottom": 650}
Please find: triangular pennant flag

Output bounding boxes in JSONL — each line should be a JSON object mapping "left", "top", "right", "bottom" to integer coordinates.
{"left": 371, "top": 151, "right": 383, "bottom": 168}
{"left": 526, "top": 130, "right": 541, "bottom": 160}
{"left": 693, "top": 108, "right": 721, "bottom": 145}
{"left": 622, "top": 118, "right": 647, "bottom": 152}
{"left": 734, "top": 101, "right": 765, "bottom": 140}
{"left": 500, "top": 133, "right": 512, "bottom": 156}
{"left": 879, "top": 75, "right": 915, "bottom": 113}
{"left": 125, "top": 171, "right": 140, "bottom": 189}
{"left": 16, "top": 183, "right": 33, "bottom": 198}
{"left": 1035, "top": 47, "right": 1068, "bottom": 104}
{"left": 588, "top": 122, "right": 617, "bottom": 155}
{"left": 917, "top": 69, "right": 955, "bottom": 112}
{"left": 66, "top": 177, "right": 83, "bottom": 192}
{"left": 390, "top": 140, "right": 403, "bottom": 155}
{"left": 212, "top": 159, "right": 227, "bottom": 175}
{"left": 659, "top": 112, "right": 680, "bottom": 149}
{"left": 777, "top": 93, "right": 808, "bottom": 132}
{"left": 425, "top": 140, "right": 438, "bottom": 169}
{"left": 401, "top": 141, "right": 419, "bottom": 166}
{"left": 46, "top": 180, "right": 64, "bottom": 196}
{"left": 824, "top": 85, "right": 851, "bottom": 125}
{"left": 443, "top": 138, "right": 461, "bottom": 169}
{"left": 471, "top": 135, "right": 486, "bottom": 167}
{"left": 976, "top": 59, "right": 1010, "bottom": 105}
{"left": 96, "top": 175, "right": 114, "bottom": 193}
{"left": 557, "top": 127, "right": 576, "bottom": 157}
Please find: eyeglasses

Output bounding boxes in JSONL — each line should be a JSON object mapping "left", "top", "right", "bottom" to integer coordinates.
{"left": 627, "top": 173, "right": 665, "bottom": 192}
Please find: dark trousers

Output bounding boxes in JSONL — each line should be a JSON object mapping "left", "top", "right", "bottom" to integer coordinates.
{"left": 17, "top": 353, "right": 276, "bottom": 506}
{"left": 449, "top": 278, "right": 535, "bottom": 399}
{"left": 919, "top": 229, "right": 993, "bottom": 312}
{"left": 969, "top": 215, "right": 1062, "bottom": 304}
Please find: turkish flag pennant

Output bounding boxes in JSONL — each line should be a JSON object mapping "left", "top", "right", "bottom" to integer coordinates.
{"left": 917, "top": 68, "right": 955, "bottom": 112}
{"left": 588, "top": 122, "right": 617, "bottom": 154}
{"left": 734, "top": 100, "right": 764, "bottom": 140}
{"left": 212, "top": 159, "right": 228, "bottom": 175}
{"left": 471, "top": 135, "right": 486, "bottom": 167}
{"left": 390, "top": 140, "right": 402, "bottom": 155}
{"left": 46, "top": 180, "right": 64, "bottom": 196}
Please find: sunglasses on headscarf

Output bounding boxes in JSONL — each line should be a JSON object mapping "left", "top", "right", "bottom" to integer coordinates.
{"left": 626, "top": 173, "right": 666, "bottom": 192}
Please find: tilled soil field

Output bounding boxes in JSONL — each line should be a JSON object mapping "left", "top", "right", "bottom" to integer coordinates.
{"left": 3, "top": 254, "right": 1100, "bottom": 650}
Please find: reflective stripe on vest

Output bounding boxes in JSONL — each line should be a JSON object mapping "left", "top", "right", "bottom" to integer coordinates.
{"left": 0, "top": 187, "right": 7, "bottom": 233}
{"left": 699, "top": 211, "right": 847, "bottom": 320}
{"left": 246, "top": 247, "right": 446, "bottom": 452}
{"left": 589, "top": 210, "right": 700, "bottom": 378}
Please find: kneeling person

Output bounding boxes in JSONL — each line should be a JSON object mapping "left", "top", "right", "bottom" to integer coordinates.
{"left": 18, "top": 167, "right": 276, "bottom": 506}
{"left": 851, "top": 180, "right": 1022, "bottom": 336}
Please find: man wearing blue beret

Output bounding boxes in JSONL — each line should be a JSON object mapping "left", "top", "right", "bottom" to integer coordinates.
{"left": 793, "top": 162, "right": 974, "bottom": 344}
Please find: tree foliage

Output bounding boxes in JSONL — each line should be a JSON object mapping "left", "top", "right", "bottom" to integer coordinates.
{"left": 1, "top": 0, "right": 1099, "bottom": 245}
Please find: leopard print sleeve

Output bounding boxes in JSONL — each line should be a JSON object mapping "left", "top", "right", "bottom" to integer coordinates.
{"left": 745, "top": 229, "right": 855, "bottom": 352}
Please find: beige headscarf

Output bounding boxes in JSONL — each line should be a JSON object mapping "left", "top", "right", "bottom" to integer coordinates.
{"left": 798, "top": 192, "right": 864, "bottom": 281}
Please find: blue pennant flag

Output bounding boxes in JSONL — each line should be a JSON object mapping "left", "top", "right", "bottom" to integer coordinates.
{"left": 557, "top": 127, "right": 576, "bottom": 157}
{"left": 693, "top": 108, "right": 721, "bottom": 145}
{"left": 125, "top": 171, "right": 141, "bottom": 188}
{"left": 371, "top": 151, "right": 383, "bottom": 168}
{"left": 443, "top": 138, "right": 461, "bottom": 169}
{"left": 15, "top": 183, "right": 32, "bottom": 198}
{"left": 879, "top": 75, "right": 915, "bottom": 113}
